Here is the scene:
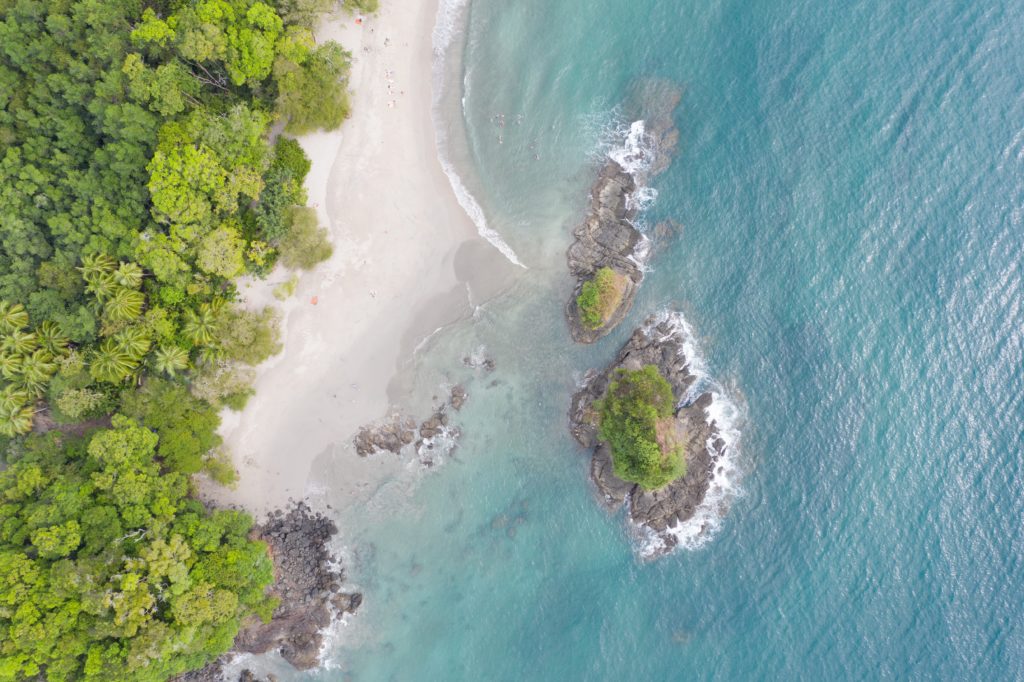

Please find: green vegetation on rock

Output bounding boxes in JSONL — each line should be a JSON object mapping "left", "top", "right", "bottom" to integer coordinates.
{"left": 577, "top": 267, "right": 627, "bottom": 330}
{"left": 595, "top": 365, "right": 685, "bottom": 490}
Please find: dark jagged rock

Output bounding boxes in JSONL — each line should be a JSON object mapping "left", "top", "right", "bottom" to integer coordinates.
{"left": 565, "top": 160, "right": 644, "bottom": 344}
{"left": 173, "top": 660, "right": 225, "bottom": 682}
{"left": 355, "top": 388, "right": 467, "bottom": 457}
{"left": 569, "top": 316, "right": 722, "bottom": 557}
{"left": 354, "top": 414, "right": 417, "bottom": 456}
{"left": 238, "top": 671, "right": 277, "bottom": 682}
{"left": 175, "top": 665, "right": 277, "bottom": 682}
{"left": 565, "top": 81, "right": 682, "bottom": 344}
{"left": 231, "top": 503, "right": 361, "bottom": 671}
{"left": 449, "top": 384, "right": 468, "bottom": 410}
{"left": 174, "top": 506, "right": 355, "bottom": 678}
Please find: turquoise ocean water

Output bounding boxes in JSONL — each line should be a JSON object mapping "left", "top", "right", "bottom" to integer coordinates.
{"left": 290, "top": 0, "right": 1024, "bottom": 679}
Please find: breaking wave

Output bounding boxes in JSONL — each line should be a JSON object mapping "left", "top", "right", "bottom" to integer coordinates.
{"left": 432, "top": 0, "right": 527, "bottom": 268}
{"left": 636, "top": 310, "right": 747, "bottom": 557}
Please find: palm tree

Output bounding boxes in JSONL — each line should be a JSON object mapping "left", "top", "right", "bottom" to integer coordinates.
{"left": 17, "top": 349, "right": 56, "bottom": 398}
{"left": 0, "top": 401, "right": 34, "bottom": 437}
{"left": 90, "top": 339, "right": 136, "bottom": 383}
{"left": 0, "top": 385, "right": 32, "bottom": 436}
{"left": 36, "top": 321, "right": 70, "bottom": 356}
{"left": 115, "top": 326, "right": 151, "bottom": 360}
{"left": 0, "top": 386, "right": 28, "bottom": 411}
{"left": 196, "top": 344, "right": 224, "bottom": 366}
{"left": 105, "top": 287, "right": 145, "bottom": 321}
{"left": 0, "top": 353, "right": 22, "bottom": 379}
{"left": 1, "top": 329, "right": 36, "bottom": 356}
{"left": 78, "top": 253, "right": 116, "bottom": 283}
{"left": 114, "top": 262, "right": 144, "bottom": 289}
{"left": 153, "top": 345, "right": 189, "bottom": 376}
{"left": 85, "top": 272, "right": 116, "bottom": 301}
{"left": 0, "top": 301, "right": 29, "bottom": 333}
{"left": 183, "top": 304, "right": 218, "bottom": 346}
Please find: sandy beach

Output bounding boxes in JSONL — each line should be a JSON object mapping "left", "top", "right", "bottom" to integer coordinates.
{"left": 210, "top": 0, "right": 515, "bottom": 514}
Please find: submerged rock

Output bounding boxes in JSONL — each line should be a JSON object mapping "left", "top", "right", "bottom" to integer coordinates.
{"left": 449, "top": 384, "right": 468, "bottom": 410}
{"left": 462, "top": 353, "right": 496, "bottom": 372}
{"left": 569, "top": 316, "right": 723, "bottom": 557}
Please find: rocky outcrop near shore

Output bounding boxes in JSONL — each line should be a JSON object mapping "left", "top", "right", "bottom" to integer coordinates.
{"left": 569, "top": 315, "right": 726, "bottom": 557}
{"left": 175, "top": 504, "right": 359, "bottom": 681}
{"left": 565, "top": 81, "right": 681, "bottom": 343}
{"left": 353, "top": 384, "right": 466, "bottom": 464}
{"left": 232, "top": 503, "right": 361, "bottom": 670}
{"left": 176, "top": 664, "right": 278, "bottom": 682}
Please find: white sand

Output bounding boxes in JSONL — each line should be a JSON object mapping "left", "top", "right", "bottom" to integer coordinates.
{"left": 209, "top": 0, "right": 514, "bottom": 514}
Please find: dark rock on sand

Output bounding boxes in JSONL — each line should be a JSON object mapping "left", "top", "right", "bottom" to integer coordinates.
{"left": 569, "top": 316, "right": 722, "bottom": 557}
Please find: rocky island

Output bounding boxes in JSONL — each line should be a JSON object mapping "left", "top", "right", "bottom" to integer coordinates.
{"left": 565, "top": 83, "right": 681, "bottom": 343}
{"left": 569, "top": 315, "right": 729, "bottom": 556}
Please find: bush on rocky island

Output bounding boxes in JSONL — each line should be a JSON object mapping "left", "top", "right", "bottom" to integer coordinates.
{"left": 595, "top": 365, "right": 685, "bottom": 489}
{"left": 577, "top": 267, "right": 627, "bottom": 330}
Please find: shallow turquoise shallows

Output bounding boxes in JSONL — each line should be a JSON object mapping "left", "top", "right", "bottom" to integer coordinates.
{"left": 307, "top": 0, "right": 1024, "bottom": 679}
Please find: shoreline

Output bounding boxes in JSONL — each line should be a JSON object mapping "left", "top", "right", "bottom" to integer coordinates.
{"left": 207, "top": 0, "right": 516, "bottom": 515}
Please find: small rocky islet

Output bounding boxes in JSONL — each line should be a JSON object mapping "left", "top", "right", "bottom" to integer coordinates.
{"left": 565, "top": 80, "right": 681, "bottom": 343}
{"left": 569, "top": 317, "right": 729, "bottom": 557}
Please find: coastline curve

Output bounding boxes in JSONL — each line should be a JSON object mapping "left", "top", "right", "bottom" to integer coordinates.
{"left": 431, "top": 0, "right": 528, "bottom": 269}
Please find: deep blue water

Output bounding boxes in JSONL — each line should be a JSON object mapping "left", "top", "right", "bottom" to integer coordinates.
{"left": 308, "top": 0, "right": 1024, "bottom": 679}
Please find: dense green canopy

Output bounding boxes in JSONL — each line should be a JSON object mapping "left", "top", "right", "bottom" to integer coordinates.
{"left": 0, "top": 0, "right": 344, "bottom": 438}
{"left": 0, "top": 417, "right": 275, "bottom": 681}
{"left": 0, "top": 1, "right": 357, "bottom": 679}
{"left": 596, "top": 365, "right": 685, "bottom": 490}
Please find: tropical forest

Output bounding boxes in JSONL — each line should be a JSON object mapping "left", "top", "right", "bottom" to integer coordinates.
{"left": 0, "top": 0, "right": 350, "bottom": 679}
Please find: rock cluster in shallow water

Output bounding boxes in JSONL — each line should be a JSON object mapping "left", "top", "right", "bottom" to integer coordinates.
{"left": 353, "top": 384, "right": 467, "bottom": 460}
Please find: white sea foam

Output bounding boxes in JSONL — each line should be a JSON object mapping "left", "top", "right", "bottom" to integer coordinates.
{"left": 608, "top": 119, "right": 655, "bottom": 177}
{"left": 412, "top": 324, "right": 447, "bottom": 356}
{"left": 635, "top": 310, "right": 747, "bottom": 557}
{"left": 628, "top": 233, "right": 653, "bottom": 273}
{"left": 414, "top": 423, "right": 461, "bottom": 469}
{"left": 432, "top": 0, "right": 527, "bottom": 268}
{"left": 628, "top": 185, "right": 659, "bottom": 213}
